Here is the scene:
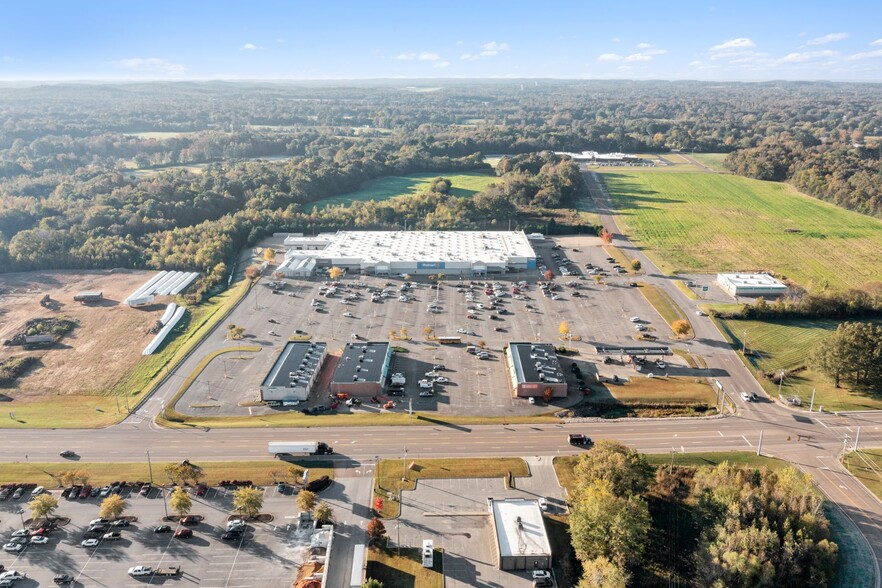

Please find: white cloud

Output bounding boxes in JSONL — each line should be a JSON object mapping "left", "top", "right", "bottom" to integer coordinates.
{"left": 610, "top": 37, "right": 620, "bottom": 43}
{"left": 636, "top": 42, "right": 652, "bottom": 49}
{"left": 240, "top": 43, "right": 262, "bottom": 51}
{"left": 807, "top": 32, "right": 849, "bottom": 45}
{"left": 597, "top": 53, "right": 623, "bottom": 62}
{"left": 779, "top": 50, "right": 838, "bottom": 63}
{"left": 482, "top": 41, "right": 510, "bottom": 52}
{"left": 396, "top": 53, "right": 416, "bottom": 60}
{"left": 418, "top": 52, "right": 440, "bottom": 61}
{"left": 847, "top": 48, "right": 882, "bottom": 61}
{"left": 111, "top": 57, "right": 187, "bottom": 74}
{"left": 872, "top": 39, "right": 882, "bottom": 46}
{"left": 433, "top": 61, "right": 450, "bottom": 68}
{"left": 460, "top": 53, "right": 479, "bottom": 61}
{"left": 624, "top": 53, "right": 653, "bottom": 62}
{"left": 643, "top": 48, "right": 667, "bottom": 56}
{"left": 711, "top": 38, "right": 755, "bottom": 51}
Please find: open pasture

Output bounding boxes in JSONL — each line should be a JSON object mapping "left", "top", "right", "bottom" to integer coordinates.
{"left": 600, "top": 171, "right": 882, "bottom": 291}
{"left": 312, "top": 170, "right": 497, "bottom": 209}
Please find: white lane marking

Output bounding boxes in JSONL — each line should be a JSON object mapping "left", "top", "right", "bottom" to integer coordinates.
{"left": 741, "top": 435, "right": 753, "bottom": 447}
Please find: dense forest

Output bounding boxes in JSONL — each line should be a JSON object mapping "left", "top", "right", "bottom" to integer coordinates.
{"left": 0, "top": 80, "right": 880, "bottom": 296}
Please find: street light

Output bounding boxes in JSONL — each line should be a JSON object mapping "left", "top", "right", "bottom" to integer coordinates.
{"left": 17, "top": 509, "right": 25, "bottom": 528}
{"left": 146, "top": 450, "right": 154, "bottom": 485}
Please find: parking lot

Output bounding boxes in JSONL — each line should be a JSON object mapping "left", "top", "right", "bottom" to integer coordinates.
{"left": 393, "top": 457, "right": 567, "bottom": 588}
{"left": 0, "top": 483, "right": 314, "bottom": 587}
{"left": 176, "top": 235, "right": 684, "bottom": 418}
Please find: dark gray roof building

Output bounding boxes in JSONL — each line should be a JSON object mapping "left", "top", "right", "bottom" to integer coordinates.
{"left": 506, "top": 342, "right": 567, "bottom": 398}
{"left": 331, "top": 341, "right": 392, "bottom": 396}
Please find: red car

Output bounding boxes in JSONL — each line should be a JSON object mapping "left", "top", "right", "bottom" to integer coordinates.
{"left": 195, "top": 484, "right": 207, "bottom": 497}
{"left": 174, "top": 528, "right": 192, "bottom": 539}
{"left": 180, "top": 515, "right": 198, "bottom": 526}
{"left": 79, "top": 485, "right": 92, "bottom": 499}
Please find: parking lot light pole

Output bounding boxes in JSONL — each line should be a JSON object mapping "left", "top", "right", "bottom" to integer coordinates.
{"left": 17, "top": 508, "right": 25, "bottom": 527}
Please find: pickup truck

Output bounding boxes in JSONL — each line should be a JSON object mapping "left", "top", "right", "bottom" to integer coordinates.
{"left": 568, "top": 434, "right": 593, "bottom": 446}
{"left": 102, "top": 532, "right": 122, "bottom": 541}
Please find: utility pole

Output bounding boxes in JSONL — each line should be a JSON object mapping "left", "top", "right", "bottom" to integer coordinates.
{"left": 809, "top": 388, "right": 816, "bottom": 412}
{"left": 777, "top": 371, "right": 785, "bottom": 398}
{"left": 669, "top": 447, "right": 675, "bottom": 474}
{"left": 855, "top": 427, "right": 861, "bottom": 452}
{"left": 147, "top": 450, "right": 154, "bottom": 485}
{"left": 756, "top": 431, "right": 764, "bottom": 456}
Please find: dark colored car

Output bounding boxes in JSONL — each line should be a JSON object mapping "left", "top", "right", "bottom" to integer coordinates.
{"left": 79, "top": 485, "right": 92, "bottom": 499}
{"left": 221, "top": 530, "right": 242, "bottom": 541}
{"left": 195, "top": 483, "right": 207, "bottom": 496}
{"left": 53, "top": 574, "right": 74, "bottom": 585}
{"left": 173, "top": 528, "right": 192, "bottom": 539}
{"left": 153, "top": 525, "right": 171, "bottom": 533}
{"left": 180, "top": 516, "right": 198, "bottom": 526}
{"left": 304, "top": 475, "right": 332, "bottom": 493}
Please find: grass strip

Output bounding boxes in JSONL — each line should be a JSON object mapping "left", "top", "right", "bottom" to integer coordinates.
{"left": 373, "top": 457, "right": 529, "bottom": 519}
{"left": 601, "top": 245, "right": 634, "bottom": 272}
{"left": 366, "top": 546, "right": 444, "bottom": 588}
{"left": 673, "top": 279, "right": 699, "bottom": 300}
{"left": 0, "top": 460, "right": 333, "bottom": 487}
{"left": 637, "top": 282, "right": 691, "bottom": 333}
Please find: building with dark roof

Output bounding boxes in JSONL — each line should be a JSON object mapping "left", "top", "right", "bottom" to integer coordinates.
{"left": 260, "top": 341, "right": 326, "bottom": 402}
{"left": 330, "top": 341, "right": 392, "bottom": 396}
{"left": 506, "top": 342, "right": 567, "bottom": 398}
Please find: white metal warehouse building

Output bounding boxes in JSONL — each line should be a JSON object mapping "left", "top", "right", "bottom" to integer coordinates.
{"left": 282, "top": 230, "right": 538, "bottom": 276}
{"left": 717, "top": 273, "right": 787, "bottom": 297}
{"left": 260, "top": 341, "right": 326, "bottom": 402}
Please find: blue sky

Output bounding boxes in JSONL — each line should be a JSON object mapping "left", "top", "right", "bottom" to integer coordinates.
{"left": 1, "top": 1, "right": 880, "bottom": 81}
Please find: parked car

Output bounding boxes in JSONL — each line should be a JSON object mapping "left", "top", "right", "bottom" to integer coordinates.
{"left": 180, "top": 515, "right": 198, "bottom": 526}
{"left": 304, "top": 475, "right": 332, "bottom": 493}
{"left": 80, "top": 539, "right": 100, "bottom": 548}
{"left": 128, "top": 566, "right": 153, "bottom": 577}
{"left": 195, "top": 483, "right": 207, "bottom": 496}
{"left": 222, "top": 530, "right": 242, "bottom": 541}
{"left": 2, "top": 543, "right": 23, "bottom": 553}
{"left": 173, "top": 529, "right": 192, "bottom": 539}
{"left": 153, "top": 525, "right": 171, "bottom": 533}
{"left": 29, "top": 536, "right": 49, "bottom": 545}
{"left": 53, "top": 573, "right": 74, "bottom": 585}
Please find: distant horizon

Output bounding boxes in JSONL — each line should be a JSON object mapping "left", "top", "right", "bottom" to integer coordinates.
{"left": 1, "top": 0, "right": 879, "bottom": 82}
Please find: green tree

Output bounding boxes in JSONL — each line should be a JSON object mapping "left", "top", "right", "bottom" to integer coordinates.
{"left": 578, "top": 556, "right": 629, "bottom": 588}
{"left": 297, "top": 489, "right": 317, "bottom": 512}
{"left": 232, "top": 486, "right": 264, "bottom": 519}
{"left": 569, "top": 479, "right": 650, "bottom": 568}
{"left": 362, "top": 579, "right": 384, "bottom": 588}
{"left": 812, "top": 321, "right": 882, "bottom": 389}
{"left": 574, "top": 440, "right": 653, "bottom": 496}
{"left": 169, "top": 487, "right": 192, "bottom": 517}
{"left": 313, "top": 501, "right": 334, "bottom": 525}
{"left": 29, "top": 493, "right": 59, "bottom": 522}
{"left": 99, "top": 494, "right": 127, "bottom": 521}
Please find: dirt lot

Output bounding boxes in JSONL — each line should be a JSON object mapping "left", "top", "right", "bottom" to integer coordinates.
{"left": 0, "top": 270, "right": 163, "bottom": 397}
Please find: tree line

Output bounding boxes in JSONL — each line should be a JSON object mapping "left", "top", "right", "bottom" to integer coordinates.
{"left": 568, "top": 441, "right": 836, "bottom": 587}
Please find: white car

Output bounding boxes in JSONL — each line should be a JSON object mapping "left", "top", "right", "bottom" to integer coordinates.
{"left": 740, "top": 392, "right": 753, "bottom": 402}
{"left": 0, "top": 571, "right": 26, "bottom": 582}
{"left": 538, "top": 497, "right": 548, "bottom": 511}
{"left": 532, "top": 569, "right": 552, "bottom": 581}
{"left": 434, "top": 376, "right": 449, "bottom": 383}
{"left": 418, "top": 379, "right": 433, "bottom": 389}
{"left": 80, "top": 538, "right": 100, "bottom": 548}
{"left": 635, "top": 324, "right": 647, "bottom": 331}
{"left": 425, "top": 371, "right": 440, "bottom": 378}
{"left": 456, "top": 328, "right": 467, "bottom": 334}
{"left": 399, "top": 296, "right": 409, "bottom": 302}
{"left": 128, "top": 566, "right": 153, "bottom": 577}
{"left": 343, "top": 312, "right": 354, "bottom": 318}
{"left": 31, "top": 486, "right": 45, "bottom": 496}
{"left": 419, "top": 390, "right": 434, "bottom": 397}
{"left": 89, "top": 518, "right": 108, "bottom": 526}
{"left": 629, "top": 316, "right": 641, "bottom": 322}
{"left": 696, "top": 310, "right": 706, "bottom": 316}
{"left": 28, "top": 536, "right": 49, "bottom": 545}
{"left": 10, "top": 529, "right": 28, "bottom": 538}
{"left": 227, "top": 520, "right": 246, "bottom": 531}
{"left": 2, "top": 543, "right": 23, "bottom": 553}
{"left": 656, "top": 361, "right": 667, "bottom": 369}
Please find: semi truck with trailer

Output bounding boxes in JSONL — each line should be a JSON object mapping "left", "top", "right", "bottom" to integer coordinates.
{"left": 269, "top": 441, "right": 334, "bottom": 457}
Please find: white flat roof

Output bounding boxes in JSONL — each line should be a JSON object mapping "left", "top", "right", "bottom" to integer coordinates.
{"left": 718, "top": 273, "right": 786, "bottom": 288}
{"left": 490, "top": 498, "right": 551, "bottom": 558}
{"left": 288, "top": 231, "right": 535, "bottom": 265}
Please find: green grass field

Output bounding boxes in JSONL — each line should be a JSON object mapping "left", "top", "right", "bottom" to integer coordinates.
{"left": 366, "top": 547, "right": 444, "bottom": 588}
{"left": 688, "top": 152, "right": 731, "bottom": 171}
{"left": 310, "top": 171, "right": 497, "bottom": 209}
{"left": 714, "top": 316, "right": 882, "bottom": 411}
{"left": 599, "top": 171, "right": 882, "bottom": 291}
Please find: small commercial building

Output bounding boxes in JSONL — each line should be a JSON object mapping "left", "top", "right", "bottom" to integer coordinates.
{"left": 277, "top": 255, "right": 317, "bottom": 278}
{"left": 506, "top": 342, "right": 567, "bottom": 398}
{"left": 717, "top": 273, "right": 787, "bottom": 298}
{"left": 260, "top": 342, "right": 326, "bottom": 402}
{"left": 488, "top": 498, "right": 552, "bottom": 571}
{"left": 330, "top": 341, "right": 392, "bottom": 396}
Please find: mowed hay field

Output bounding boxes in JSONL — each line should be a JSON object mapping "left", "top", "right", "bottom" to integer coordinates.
{"left": 715, "top": 316, "right": 882, "bottom": 411}
{"left": 599, "top": 171, "right": 882, "bottom": 291}
{"left": 311, "top": 170, "right": 498, "bottom": 209}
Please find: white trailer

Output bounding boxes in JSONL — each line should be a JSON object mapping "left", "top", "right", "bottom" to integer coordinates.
{"left": 268, "top": 441, "right": 334, "bottom": 457}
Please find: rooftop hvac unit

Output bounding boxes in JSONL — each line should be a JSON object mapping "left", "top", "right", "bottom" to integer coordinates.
{"left": 516, "top": 516, "right": 523, "bottom": 529}
{"left": 353, "top": 375, "right": 358, "bottom": 381}
{"left": 356, "top": 367, "right": 361, "bottom": 372}
{"left": 359, "top": 357, "right": 364, "bottom": 363}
